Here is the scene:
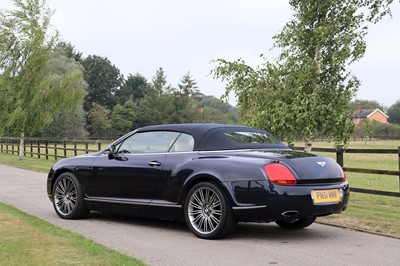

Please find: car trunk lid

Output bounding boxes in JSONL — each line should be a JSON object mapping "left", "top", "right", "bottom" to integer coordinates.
{"left": 234, "top": 150, "right": 344, "bottom": 183}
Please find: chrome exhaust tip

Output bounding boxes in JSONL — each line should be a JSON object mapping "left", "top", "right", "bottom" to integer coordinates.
{"left": 281, "top": 210, "right": 299, "bottom": 218}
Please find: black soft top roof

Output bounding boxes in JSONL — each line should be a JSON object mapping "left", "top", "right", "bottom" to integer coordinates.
{"left": 136, "top": 124, "right": 288, "bottom": 151}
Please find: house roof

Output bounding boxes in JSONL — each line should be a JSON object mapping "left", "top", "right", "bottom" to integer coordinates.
{"left": 353, "top": 108, "right": 389, "bottom": 119}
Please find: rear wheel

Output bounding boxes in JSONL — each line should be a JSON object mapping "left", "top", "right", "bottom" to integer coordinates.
{"left": 52, "top": 172, "right": 89, "bottom": 219}
{"left": 275, "top": 217, "right": 316, "bottom": 229}
{"left": 184, "top": 182, "right": 236, "bottom": 239}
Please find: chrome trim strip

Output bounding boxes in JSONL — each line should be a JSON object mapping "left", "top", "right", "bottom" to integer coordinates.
{"left": 232, "top": 205, "right": 267, "bottom": 210}
{"left": 84, "top": 197, "right": 182, "bottom": 208}
{"left": 149, "top": 202, "right": 182, "bottom": 208}
{"left": 99, "top": 148, "right": 291, "bottom": 156}
{"left": 198, "top": 148, "right": 291, "bottom": 154}
{"left": 85, "top": 198, "right": 148, "bottom": 206}
{"left": 101, "top": 151, "right": 199, "bottom": 156}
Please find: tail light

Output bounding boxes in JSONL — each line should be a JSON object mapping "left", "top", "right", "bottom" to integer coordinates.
{"left": 339, "top": 166, "right": 346, "bottom": 182}
{"left": 264, "top": 163, "right": 297, "bottom": 185}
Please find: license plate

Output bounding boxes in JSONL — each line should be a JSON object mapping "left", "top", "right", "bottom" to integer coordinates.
{"left": 311, "top": 189, "right": 341, "bottom": 204}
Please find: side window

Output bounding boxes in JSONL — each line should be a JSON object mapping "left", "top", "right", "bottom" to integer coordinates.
{"left": 118, "top": 131, "right": 180, "bottom": 154}
{"left": 170, "top": 133, "right": 194, "bottom": 152}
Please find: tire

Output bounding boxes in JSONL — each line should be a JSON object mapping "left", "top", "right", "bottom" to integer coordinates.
{"left": 275, "top": 217, "right": 316, "bottom": 229}
{"left": 52, "top": 172, "right": 89, "bottom": 219}
{"left": 184, "top": 182, "right": 237, "bottom": 239}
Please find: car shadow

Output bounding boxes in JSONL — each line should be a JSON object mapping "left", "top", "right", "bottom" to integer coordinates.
{"left": 231, "top": 222, "right": 331, "bottom": 241}
{"left": 86, "top": 211, "right": 335, "bottom": 241}
{"left": 88, "top": 211, "right": 189, "bottom": 233}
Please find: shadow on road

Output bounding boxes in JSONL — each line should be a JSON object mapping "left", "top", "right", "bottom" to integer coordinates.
{"left": 232, "top": 222, "right": 331, "bottom": 241}
{"left": 84, "top": 211, "right": 334, "bottom": 241}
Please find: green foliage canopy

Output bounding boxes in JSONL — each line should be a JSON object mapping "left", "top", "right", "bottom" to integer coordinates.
{"left": 116, "top": 73, "right": 150, "bottom": 104}
{"left": 352, "top": 99, "right": 382, "bottom": 111}
{"left": 111, "top": 100, "right": 136, "bottom": 135}
{"left": 387, "top": 99, "right": 400, "bottom": 124}
{"left": 87, "top": 103, "right": 112, "bottom": 137}
{"left": 0, "top": 0, "right": 85, "bottom": 140}
{"left": 82, "top": 55, "right": 123, "bottom": 111}
{"left": 213, "top": 0, "right": 395, "bottom": 149}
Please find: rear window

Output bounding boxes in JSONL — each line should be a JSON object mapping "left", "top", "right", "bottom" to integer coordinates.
{"left": 224, "top": 132, "right": 280, "bottom": 144}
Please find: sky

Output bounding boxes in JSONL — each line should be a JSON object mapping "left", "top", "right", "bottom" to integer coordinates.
{"left": 1, "top": 0, "right": 399, "bottom": 108}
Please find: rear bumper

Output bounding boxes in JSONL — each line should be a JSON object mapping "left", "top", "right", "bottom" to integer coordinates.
{"left": 229, "top": 180, "right": 350, "bottom": 222}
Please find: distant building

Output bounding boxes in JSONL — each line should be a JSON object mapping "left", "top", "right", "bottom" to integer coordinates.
{"left": 353, "top": 108, "right": 389, "bottom": 126}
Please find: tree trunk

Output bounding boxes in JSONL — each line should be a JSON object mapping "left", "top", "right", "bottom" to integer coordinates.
{"left": 304, "top": 138, "right": 312, "bottom": 153}
{"left": 314, "top": 45, "right": 322, "bottom": 81}
{"left": 18, "top": 131, "right": 24, "bottom": 161}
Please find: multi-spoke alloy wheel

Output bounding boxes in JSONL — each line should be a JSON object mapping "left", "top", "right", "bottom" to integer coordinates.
{"left": 184, "top": 182, "right": 236, "bottom": 239}
{"left": 54, "top": 176, "right": 77, "bottom": 215}
{"left": 188, "top": 187, "right": 222, "bottom": 234}
{"left": 52, "top": 173, "right": 89, "bottom": 219}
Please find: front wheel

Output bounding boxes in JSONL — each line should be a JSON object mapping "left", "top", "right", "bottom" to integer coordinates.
{"left": 275, "top": 217, "right": 316, "bottom": 229}
{"left": 52, "top": 172, "right": 89, "bottom": 219}
{"left": 184, "top": 182, "right": 237, "bottom": 239}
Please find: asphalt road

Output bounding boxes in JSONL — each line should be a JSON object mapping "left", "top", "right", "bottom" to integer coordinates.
{"left": 1, "top": 164, "right": 400, "bottom": 266}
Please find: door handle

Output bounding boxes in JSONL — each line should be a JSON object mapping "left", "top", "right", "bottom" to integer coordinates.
{"left": 148, "top": 161, "right": 162, "bottom": 167}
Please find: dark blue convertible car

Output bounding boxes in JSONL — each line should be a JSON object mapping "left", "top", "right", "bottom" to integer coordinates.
{"left": 47, "top": 124, "right": 349, "bottom": 239}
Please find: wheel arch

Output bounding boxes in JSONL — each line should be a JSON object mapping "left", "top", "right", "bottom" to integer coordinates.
{"left": 48, "top": 168, "right": 82, "bottom": 198}
{"left": 179, "top": 173, "right": 234, "bottom": 206}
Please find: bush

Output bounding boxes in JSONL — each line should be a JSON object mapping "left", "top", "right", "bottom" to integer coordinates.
{"left": 352, "top": 121, "right": 400, "bottom": 140}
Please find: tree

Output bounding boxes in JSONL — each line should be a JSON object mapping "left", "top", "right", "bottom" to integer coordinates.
{"left": 111, "top": 100, "right": 136, "bottom": 135}
{"left": 40, "top": 106, "right": 88, "bottom": 138}
{"left": 134, "top": 94, "right": 172, "bottom": 127}
{"left": 213, "top": 0, "right": 396, "bottom": 150}
{"left": 352, "top": 99, "right": 382, "bottom": 111}
{"left": 197, "top": 96, "right": 238, "bottom": 124}
{"left": 87, "top": 103, "right": 112, "bottom": 137}
{"left": 178, "top": 72, "right": 200, "bottom": 97}
{"left": 0, "top": 0, "right": 85, "bottom": 159}
{"left": 387, "top": 100, "right": 400, "bottom": 124}
{"left": 151, "top": 67, "right": 171, "bottom": 95}
{"left": 54, "top": 41, "right": 83, "bottom": 63}
{"left": 82, "top": 55, "right": 122, "bottom": 111}
{"left": 116, "top": 73, "right": 150, "bottom": 104}
{"left": 37, "top": 47, "right": 88, "bottom": 138}
{"left": 169, "top": 91, "right": 198, "bottom": 123}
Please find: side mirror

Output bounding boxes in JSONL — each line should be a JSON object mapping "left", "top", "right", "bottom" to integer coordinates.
{"left": 108, "top": 145, "right": 117, "bottom": 160}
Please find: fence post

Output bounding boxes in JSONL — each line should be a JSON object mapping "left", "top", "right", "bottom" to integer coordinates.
{"left": 30, "top": 140, "right": 33, "bottom": 158}
{"left": 37, "top": 140, "right": 40, "bottom": 159}
{"left": 336, "top": 149, "right": 344, "bottom": 167}
{"left": 85, "top": 142, "right": 88, "bottom": 154}
{"left": 98, "top": 141, "right": 101, "bottom": 151}
{"left": 63, "top": 141, "right": 67, "bottom": 158}
{"left": 45, "top": 141, "right": 49, "bottom": 160}
{"left": 398, "top": 146, "right": 400, "bottom": 192}
{"left": 74, "top": 142, "right": 77, "bottom": 156}
{"left": 54, "top": 142, "right": 57, "bottom": 160}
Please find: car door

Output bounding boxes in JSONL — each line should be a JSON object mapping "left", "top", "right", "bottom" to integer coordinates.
{"left": 85, "top": 131, "right": 180, "bottom": 204}
{"left": 151, "top": 133, "right": 196, "bottom": 204}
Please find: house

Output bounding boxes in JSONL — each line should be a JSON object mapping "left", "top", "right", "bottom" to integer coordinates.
{"left": 353, "top": 108, "right": 389, "bottom": 126}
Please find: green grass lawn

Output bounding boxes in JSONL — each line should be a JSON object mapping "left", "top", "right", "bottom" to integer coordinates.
{"left": 0, "top": 203, "right": 146, "bottom": 266}
{"left": 0, "top": 153, "right": 54, "bottom": 172}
